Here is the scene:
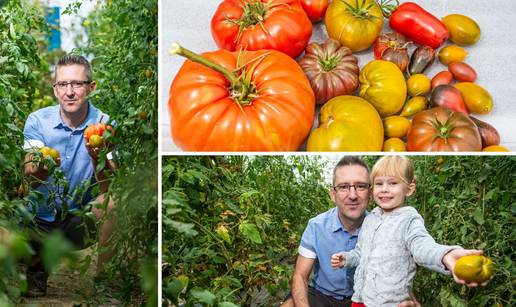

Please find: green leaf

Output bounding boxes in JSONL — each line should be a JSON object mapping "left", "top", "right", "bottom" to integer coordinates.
{"left": 219, "top": 302, "right": 240, "bottom": 307}
{"left": 42, "top": 231, "right": 77, "bottom": 274}
{"left": 190, "top": 289, "right": 216, "bottom": 305}
{"left": 163, "top": 279, "right": 183, "bottom": 305}
{"left": 472, "top": 207, "right": 484, "bottom": 225}
{"left": 239, "top": 222, "right": 262, "bottom": 244}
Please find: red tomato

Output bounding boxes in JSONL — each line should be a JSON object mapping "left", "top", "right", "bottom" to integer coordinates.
{"left": 448, "top": 61, "right": 477, "bottom": 82}
{"left": 389, "top": 2, "right": 449, "bottom": 49}
{"left": 300, "top": 0, "right": 329, "bottom": 22}
{"left": 168, "top": 45, "right": 315, "bottom": 151}
{"left": 431, "top": 71, "right": 453, "bottom": 89}
{"left": 211, "top": 0, "right": 312, "bottom": 58}
{"left": 407, "top": 107, "right": 481, "bottom": 151}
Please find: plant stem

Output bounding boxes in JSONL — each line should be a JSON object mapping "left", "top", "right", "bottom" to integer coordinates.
{"left": 169, "top": 43, "right": 237, "bottom": 84}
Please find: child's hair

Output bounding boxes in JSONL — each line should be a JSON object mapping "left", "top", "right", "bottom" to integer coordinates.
{"left": 370, "top": 156, "right": 415, "bottom": 185}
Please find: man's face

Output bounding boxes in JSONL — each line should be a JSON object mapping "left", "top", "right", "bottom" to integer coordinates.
{"left": 53, "top": 64, "right": 95, "bottom": 115}
{"left": 331, "top": 165, "right": 370, "bottom": 222}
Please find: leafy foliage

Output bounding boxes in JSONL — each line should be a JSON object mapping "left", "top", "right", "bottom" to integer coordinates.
{"left": 1, "top": 0, "right": 157, "bottom": 305}
{"left": 163, "top": 156, "right": 515, "bottom": 306}
{"left": 162, "top": 156, "right": 332, "bottom": 306}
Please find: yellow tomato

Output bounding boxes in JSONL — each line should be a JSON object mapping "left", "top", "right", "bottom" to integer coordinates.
{"left": 383, "top": 138, "right": 406, "bottom": 152}
{"left": 307, "top": 95, "right": 383, "bottom": 151}
{"left": 383, "top": 116, "right": 411, "bottom": 138}
{"left": 454, "top": 82, "right": 493, "bottom": 114}
{"left": 482, "top": 145, "right": 509, "bottom": 152}
{"left": 325, "top": 0, "right": 383, "bottom": 52}
{"left": 442, "top": 14, "right": 481, "bottom": 45}
{"left": 400, "top": 96, "right": 428, "bottom": 117}
{"left": 438, "top": 45, "right": 468, "bottom": 65}
{"left": 360, "top": 60, "right": 407, "bottom": 116}
{"left": 454, "top": 255, "right": 493, "bottom": 283}
{"left": 407, "top": 74, "right": 431, "bottom": 97}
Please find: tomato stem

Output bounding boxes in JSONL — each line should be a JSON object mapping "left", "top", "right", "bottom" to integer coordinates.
{"left": 169, "top": 43, "right": 237, "bottom": 84}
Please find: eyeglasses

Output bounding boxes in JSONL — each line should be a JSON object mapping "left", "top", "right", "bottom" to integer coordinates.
{"left": 333, "top": 183, "right": 370, "bottom": 193}
{"left": 53, "top": 80, "right": 92, "bottom": 90}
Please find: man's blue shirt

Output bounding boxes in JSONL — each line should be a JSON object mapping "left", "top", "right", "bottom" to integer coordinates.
{"left": 298, "top": 207, "right": 363, "bottom": 300}
{"left": 23, "top": 103, "right": 110, "bottom": 222}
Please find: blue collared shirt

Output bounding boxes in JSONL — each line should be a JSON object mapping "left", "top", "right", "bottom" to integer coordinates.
{"left": 298, "top": 207, "right": 363, "bottom": 300}
{"left": 23, "top": 103, "right": 111, "bottom": 222}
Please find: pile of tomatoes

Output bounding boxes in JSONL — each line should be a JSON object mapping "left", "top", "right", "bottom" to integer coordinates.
{"left": 168, "top": 0, "right": 507, "bottom": 152}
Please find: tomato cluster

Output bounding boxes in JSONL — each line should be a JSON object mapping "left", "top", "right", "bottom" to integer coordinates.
{"left": 168, "top": 0, "right": 507, "bottom": 152}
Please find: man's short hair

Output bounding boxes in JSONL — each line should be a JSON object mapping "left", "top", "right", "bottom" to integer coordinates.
{"left": 55, "top": 54, "right": 92, "bottom": 81}
{"left": 333, "top": 156, "right": 370, "bottom": 185}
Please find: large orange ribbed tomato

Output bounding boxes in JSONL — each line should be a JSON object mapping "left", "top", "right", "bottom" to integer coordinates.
{"left": 211, "top": 0, "right": 312, "bottom": 58}
{"left": 168, "top": 45, "right": 315, "bottom": 151}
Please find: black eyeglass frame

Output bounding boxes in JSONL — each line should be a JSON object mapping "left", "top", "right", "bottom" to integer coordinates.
{"left": 53, "top": 80, "right": 93, "bottom": 89}
{"left": 333, "top": 183, "right": 371, "bottom": 193}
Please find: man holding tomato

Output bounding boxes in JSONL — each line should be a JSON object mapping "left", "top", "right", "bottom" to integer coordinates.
{"left": 22, "top": 54, "right": 116, "bottom": 297}
{"left": 282, "top": 156, "right": 486, "bottom": 307}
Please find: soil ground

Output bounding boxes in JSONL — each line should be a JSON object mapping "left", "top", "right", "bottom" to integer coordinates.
{"left": 16, "top": 247, "right": 121, "bottom": 307}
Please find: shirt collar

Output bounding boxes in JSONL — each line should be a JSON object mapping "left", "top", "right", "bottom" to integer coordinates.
{"left": 53, "top": 102, "right": 98, "bottom": 131}
{"left": 331, "top": 207, "right": 366, "bottom": 234}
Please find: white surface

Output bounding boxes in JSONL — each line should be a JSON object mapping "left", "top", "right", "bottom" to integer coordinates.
{"left": 161, "top": 0, "right": 516, "bottom": 152}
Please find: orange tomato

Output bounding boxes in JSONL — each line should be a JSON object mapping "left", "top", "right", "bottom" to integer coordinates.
{"left": 454, "top": 255, "right": 493, "bottom": 283}
{"left": 169, "top": 46, "right": 314, "bottom": 151}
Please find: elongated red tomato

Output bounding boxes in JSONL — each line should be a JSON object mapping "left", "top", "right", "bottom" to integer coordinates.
{"left": 211, "top": 0, "right": 312, "bottom": 58}
{"left": 389, "top": 2, "right": 449, "bottom": 49}
{"left": 168, "top": 45, "right": 315, "bottom": 151}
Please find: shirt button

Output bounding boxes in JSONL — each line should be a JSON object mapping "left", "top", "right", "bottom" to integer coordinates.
{"left": 67, "top": 156, "right": 70, "bottom": 159}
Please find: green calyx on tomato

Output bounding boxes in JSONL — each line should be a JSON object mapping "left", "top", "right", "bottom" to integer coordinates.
{"left": 225, "top": 1, "right": 272, "bottom": 38}
{"left": 376, "top": 0, "right": 399, "bottom": 17}
{"left": 340, "top": 0, "right": 381, "bottom": 20}
{"left": 169, "top": 43, "right": 261, "bottom": 106}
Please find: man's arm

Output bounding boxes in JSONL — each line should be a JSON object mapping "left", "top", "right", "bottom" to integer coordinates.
{"left": 291, "top": 255, "right": 315, "bottom": 307}
{"left": 23, "top": 153, "right": 60, "bottom": 188}
{"left": 85, "top": 142, "right": 116, "bottom": 194}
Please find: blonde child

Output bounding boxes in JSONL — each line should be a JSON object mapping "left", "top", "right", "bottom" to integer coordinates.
{"left": 331, "top": 156, "right": 484, "bottom": 307}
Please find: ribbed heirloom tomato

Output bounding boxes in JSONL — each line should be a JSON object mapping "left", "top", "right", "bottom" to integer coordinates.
{"left": 407, "top": 107, "right": 481, "bottom": 151}
{"left": 211, "top": 0, "right": 312, "bottom": 58}
{"left": 168, "top": 44, "right": 315, "bottom": 151}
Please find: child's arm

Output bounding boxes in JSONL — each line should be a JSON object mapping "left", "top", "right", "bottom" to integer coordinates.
{"left": 404, "top": 214, "right": 462, "bottom": 274}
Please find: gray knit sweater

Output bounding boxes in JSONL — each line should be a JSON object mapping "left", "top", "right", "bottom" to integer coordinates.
{"left": 343, "top": 206, "right": 461, "bottom": 307}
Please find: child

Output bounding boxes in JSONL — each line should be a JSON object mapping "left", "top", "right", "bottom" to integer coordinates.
{"left": 330, "top": 156, "right": 482, "bottom": 307}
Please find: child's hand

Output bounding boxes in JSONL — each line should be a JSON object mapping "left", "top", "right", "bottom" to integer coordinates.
{"left": 331, "top": 252, "right": 346, "bottom": 269}
{"left": 442, "top": 248, "right": 490, "bottom": 287}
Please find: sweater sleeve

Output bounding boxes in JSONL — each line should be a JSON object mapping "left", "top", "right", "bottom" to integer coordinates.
{"left": 405, "top": 214, "right": 462, "bottom": 274}
{"left": 343, "top": 235, "right": 362, "bottom": 268}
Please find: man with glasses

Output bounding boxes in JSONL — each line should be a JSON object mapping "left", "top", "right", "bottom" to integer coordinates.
{"left": 22, "top": 54, "right": 116, "bottom": 297}
{"left": 281, "top": 156, "right": 419, "bottom": 307}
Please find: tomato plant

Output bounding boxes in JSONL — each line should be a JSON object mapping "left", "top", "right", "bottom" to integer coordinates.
{"left": 210, "top": 0, "right": 312, "bottom": 58}
{"left": 168, "top": 45, "right": 314, "bottom": 151}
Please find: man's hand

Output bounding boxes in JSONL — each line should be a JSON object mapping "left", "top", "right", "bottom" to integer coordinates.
{"left": 331, "top": 252, "right": 346, "bottom": 269}
{"left": 442, "top": 248, "right": 488, "bottom": 287}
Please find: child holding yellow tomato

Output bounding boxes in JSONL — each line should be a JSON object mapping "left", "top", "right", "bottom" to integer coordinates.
{"left": 331, "top": 156, "right": 485, "bottom": 307}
